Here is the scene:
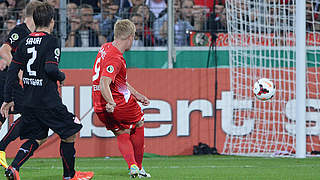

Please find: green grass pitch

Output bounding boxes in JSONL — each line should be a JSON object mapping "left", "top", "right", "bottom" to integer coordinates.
{"left": 5, "top": 155, "right": 320, "bottom": 180}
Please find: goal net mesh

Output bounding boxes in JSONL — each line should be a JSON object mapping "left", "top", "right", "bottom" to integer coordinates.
{"left": 223, "top": 0, "right": 320, "bottom": 156}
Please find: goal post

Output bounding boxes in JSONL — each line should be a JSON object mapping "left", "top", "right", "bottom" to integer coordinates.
{"left": 296, "top": 0, "right": 306, "bottom": 158}
{"left": 223, "top": 0, "right": 316, "bottom": 157}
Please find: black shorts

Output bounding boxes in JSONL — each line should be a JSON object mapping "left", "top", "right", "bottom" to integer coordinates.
{"left": 20, "top": 104, "right": 82, "bottom": 140}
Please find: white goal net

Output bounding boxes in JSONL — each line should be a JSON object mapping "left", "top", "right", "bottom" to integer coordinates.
{"left": 223, "top": 0, "right": 320, "bottom": 156}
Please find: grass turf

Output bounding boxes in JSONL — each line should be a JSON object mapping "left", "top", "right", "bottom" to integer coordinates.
{"left": 4, "top": 155, "right": 320, "bottom": 180}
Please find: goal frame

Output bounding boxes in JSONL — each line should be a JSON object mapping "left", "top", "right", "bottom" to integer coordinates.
{"left": 296, "top": 0, "right": 306, "bottom": 158}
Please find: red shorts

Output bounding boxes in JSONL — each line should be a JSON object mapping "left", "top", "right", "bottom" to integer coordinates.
{"left": 96, "top": 111, "right": 143, "bottom": 131}
{"left": 95, "top": 96, "right": 143, "bottom": 131}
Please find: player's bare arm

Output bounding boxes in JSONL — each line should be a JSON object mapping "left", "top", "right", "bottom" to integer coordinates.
{"left": 100, "top": 76, "right": 116, "bottom": 112}
{"left": 126, "top": 82, "right": 150, "bottom": 106}
{"left": 0, "top": 44, "right": 12, "bottom": 71}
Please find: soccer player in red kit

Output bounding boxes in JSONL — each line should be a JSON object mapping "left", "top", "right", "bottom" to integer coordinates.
{"left": 92, "top": 19, "right": 151, "bottom": 178}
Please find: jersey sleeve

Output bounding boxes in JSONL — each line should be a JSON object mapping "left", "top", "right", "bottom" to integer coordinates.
{"left": 44, "top": 37, "right": 61, "bottom": 64}
{"left": 4, "top": 47, "right": 23, "bottom": 103}
{"left": 44, "top": 36, "right": 65, "bottom": 81}
{"left": 12, "top": 41, "right": 25, "bottom": 65}
{"left": 101, "top": 58, "right": 122, "bottom": 82}
{"left": 5, "top": 26, "right": 28, "bottom": 52}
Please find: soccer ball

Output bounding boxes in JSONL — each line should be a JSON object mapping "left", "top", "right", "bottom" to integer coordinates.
{"left": 253, "top": 78, "right": 276, "bottom": 101}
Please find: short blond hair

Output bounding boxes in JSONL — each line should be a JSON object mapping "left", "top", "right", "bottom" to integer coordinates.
{"left": 114, "top": 19, "right": 136, "bottom": 40}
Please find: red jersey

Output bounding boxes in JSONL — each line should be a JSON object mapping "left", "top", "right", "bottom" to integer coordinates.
{"left": 92, "top": 43, "right": 143, "bottom": 123}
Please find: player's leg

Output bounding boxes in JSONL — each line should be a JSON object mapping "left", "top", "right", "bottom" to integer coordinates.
{"left": 4, "top": 114, "right": 48, "bottom": 172}
{"left": 4, "top": 138, "right": 45, "bottom": 180}
{"left": 4, "top": 107, "right": 48, "bottom": 180}
{"left": 0, "top": 116, "right": 22, "bottom": 151}
{"left": 96, "top": 111, "right": 139, "bottom": 177}
{"left": 42, "top": 104, "right": 93, "bottom": 180}
{"left": 2, "top": 85, "right": 26, "bottom": 153}
{"left": 60, "top": 134, "right": 94, "bottom": 180}
{"left": 1, "top": 86, "right": 27, "bottom": 170}
{"left": 0, "top": 116, "right": 23, "bottom": 169}
{"left": 130, "top": 120, "right": 151, "bottom": 178}
{"left": 113, "top": 129, "right": 139, "bottom": 178}
{"left": 5, "top": 138, "right": 46, "bottom": 180}
{"left": 97, "top": 112, "right": 140, "bottom": 177}
{"left": 60, "top": 134, "right": 77, "bottom": 179}
{"left": 8, "top": 138, "right": 45, "bottom": 171}
{"left": 130, "top": 120, "right": 144, "bottom": 169}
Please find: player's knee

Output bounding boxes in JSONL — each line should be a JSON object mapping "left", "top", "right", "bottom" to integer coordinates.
{"left": 61, "top": 134, "right": 77, "bottom": 143}
{"left": 36, "top": 138, "right": 47, "bottom": 146}
{"left": 136, "top": 120, "right": 144, "bottom": 128}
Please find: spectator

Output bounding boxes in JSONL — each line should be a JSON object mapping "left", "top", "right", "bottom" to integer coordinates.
{"left": 69, "top": 0, "right": 100, "bottom": 13}
{"left": 193, "top": 4, "right": 209, "bottom": 31}
{"left": 145, "top": 0, "right": 166, "bottom": 18}
{"left": 94, "top": 1, "right": 121, "bottom": 44}
{"left": 180, "top": 0, "right": 194, "bottom": 23}
{"left": 47, "top": 0, "right": 60, "bottom": 37}
{"left": 118, "top": 0, "right": 131, "bottom": 15}
{"left": 314, "top": 3, "right": 320, "bottom": 32}
{"left": 153, "top": 0, "right": 193, "bottom": 46}
{"left": 66, "top": 2, "right": 78, "bottom": 34}
{"left": 97, "top": 0, "right": 114, "bottom": 7}
{"left": 14, "top": 0, "right": 27, "bottom": 11}
{"left": 121, "top": 0, "right": 145, "bottom": 19}
{"left": 180, "top": 0, "right": 210, "bottom": 31}
{"left": 235, "top": 1, "right": 258, "bottom": 32}
{"left": 130, "top": 13, "right": 154, "bottom": 46}
{"left": 67, "top": 2, "right": 78, "bottom": 20}
{"left": 134, "top": 4, "right": 155, "bottom": 28}
{"left": 0, "top": 0, "right": 9, "bottom": 31}
{"left": 16, "top": 6, "right": 24, "bottom": 24}
{"left": 6, "top": 0, "right": 15, "bottom": 11}
{"left": 65, "top": 15, "right": 80, "bottom": 47}
{"left": 306, "top": 1, "right": 314, "bottom": 31}
{"left": 94, "top": 1, "right": 121, "bottom": 42}
{"left": 66, "top": 4, "right": 100, "bottom": 47}
{"left": 206, "top": 4, "right": 226, "bottom": 32}
{"left": 0, "top": 14, "right": 16, "bottom": 44}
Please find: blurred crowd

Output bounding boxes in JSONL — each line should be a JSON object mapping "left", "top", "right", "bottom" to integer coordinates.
{"left": 0, "top": 0, "right": 318, "bottom": 47}
{"left": 62, "top": 0, "right": 226, "bottom": 47}
{"left": 0, "top": 0, "right": 227, "bottom": 47}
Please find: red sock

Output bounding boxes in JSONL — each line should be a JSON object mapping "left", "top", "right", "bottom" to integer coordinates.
{"left": 130, "top": 126, "right": 144, "bottom": 169}
{"left": 117, "top": 133, "right": 137, "bottom": 168}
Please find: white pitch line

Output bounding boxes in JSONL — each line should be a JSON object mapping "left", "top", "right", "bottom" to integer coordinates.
{"left": 20, "top": 163, "right": 320, "bottom": 170}
{"left": 25, "top": 156, "right": 320, "bottom": 163}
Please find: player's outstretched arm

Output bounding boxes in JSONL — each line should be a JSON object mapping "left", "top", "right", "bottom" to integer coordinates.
{"left": 126, "top": 82, "right": 150, "bottom": 106}
{"left": 0, "top": 44, "right": 12, "bottom": 71}
{"left": 100, "top": 76, "right": 116, "bottom": 112}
